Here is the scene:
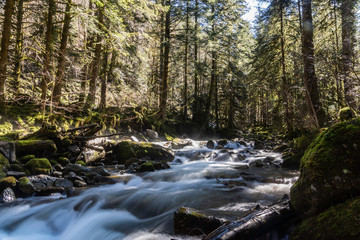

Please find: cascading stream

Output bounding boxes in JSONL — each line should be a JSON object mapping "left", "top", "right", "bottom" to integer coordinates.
{"left": 0, "top": 141, "right": 298, "bottom": 240}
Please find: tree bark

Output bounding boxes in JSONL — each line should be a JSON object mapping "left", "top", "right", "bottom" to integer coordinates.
{"left": 0, "top": 0, "right": 16, "bottom": 112}
{"left": 159, "top": 0, "right": 171, "bottom": 122}
{"left": 280, "top": 1, "right": 291, "bottom": 131}
{"left": 182, "top": 0, "right": 189, "bottom": 121}
{"left": 340, "top": 0, "right": 356, "bottom": 110}
{"left": 41, "top": 0, "right": 56, "bottom": 110}
{"left": 99, "top": 49, "right": 108, "bottom": 111}
{"left": 52, "top": 0, "right": 72, "bottom": 105}
{"left": 302, "top": 0, "right": 324, "bottom": 128}
{"left": 12, "top": 0, "right": 24, "bottom": 95}
{"left": 84, "top": 4, "right": 103, "bottom": 110}
{"left": 193, "top": 0, "right": 199, "bottom": 123}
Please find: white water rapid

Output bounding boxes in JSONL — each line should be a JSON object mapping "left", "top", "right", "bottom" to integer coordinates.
{"left": 0, "top": 141, "right": 298, "bottom": 240}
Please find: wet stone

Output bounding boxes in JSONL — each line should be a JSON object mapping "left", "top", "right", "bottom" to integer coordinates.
{"left": 0, "top": 188, "right": 16, "bottom": 203}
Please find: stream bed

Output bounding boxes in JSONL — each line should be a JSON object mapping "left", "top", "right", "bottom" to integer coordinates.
{"left": 0, "top": 141, "right": 298, "bottom": 240}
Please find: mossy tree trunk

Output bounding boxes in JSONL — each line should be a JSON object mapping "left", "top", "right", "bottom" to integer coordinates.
{"left": 0, "top": 0, "right": 16, "bottom": 113}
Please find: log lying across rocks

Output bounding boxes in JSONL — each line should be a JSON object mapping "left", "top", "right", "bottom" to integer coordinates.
{"left": 203, "top": 198, "right": 297, "bottom": 240}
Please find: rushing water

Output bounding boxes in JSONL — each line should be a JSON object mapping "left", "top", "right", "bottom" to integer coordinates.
{"left": 0, "top": 141, "right": 298, "bottom": 240}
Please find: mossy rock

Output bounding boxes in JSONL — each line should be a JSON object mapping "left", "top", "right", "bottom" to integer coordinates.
{"left": 138, "top": 162, "right": 155, "bottom": 172}
{"left": 58, "top": 157, "right": 70, "bottom": 165}
{"left": 15, "top": 140, "right": 57, "bottom": 158}
{"left": 174, "top": 206, "right": 224, "bottom": 235}
{"left": 290, "top": 118, "right": 360, "bottom": 218}
{"left": 339, "top": 107, "right": 355, "bottom": 122}
{"left": 290, "top": 197, "right": 360, "bottom": 240}
{"left": 25, "top": 158, "right": 52, "bottom": 175}
{"left": 75, "top": 161, "right": 86, "bottom": 166}
{"left": 17, "top": 177, "right": 36, "bottom": 195}
{"left": 0, "top": 153, "right": 10, "bottom": 169}
{"left": 113, "top": 141, "right": 174, "bottom": 164}
{"left": 0, "top": 176, "right": 17, "bottom": 190}
{"left": 11, "top": 164, "right": 28, "bottom": 174}
{"left": 20, "top": 154, "right": 35, "bottom": 164}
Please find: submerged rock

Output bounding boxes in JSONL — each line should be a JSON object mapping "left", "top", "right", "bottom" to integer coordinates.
{"left": 174, "top": 206, "right": 224, "bottom": 236}
{"left": 291, "top": 197, "right": 360, "bottom": 240}
{"left": 291, "top": 118, "right": 360, "bottom": 218}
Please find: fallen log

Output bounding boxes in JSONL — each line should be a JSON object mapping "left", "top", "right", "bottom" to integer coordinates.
{"left": 203, "top": 198, "right": 297, "bottom": 240}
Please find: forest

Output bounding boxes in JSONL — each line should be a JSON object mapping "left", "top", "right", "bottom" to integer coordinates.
{"left": 0, "top": 0, "right": 357, "bottom": 135}
{"left": 0, "top": 0, "right": 359, "bottom": 240}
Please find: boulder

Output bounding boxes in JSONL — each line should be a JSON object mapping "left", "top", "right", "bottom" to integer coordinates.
{"left": 74, "top": 180, "right": 87, "bottom": 187}
{"left": 171, "top": 138, "right": 193, "bottom": 150}
{"left": 290, "top": 118, "right": 360, "bottom": 218}
{"left": 0, "top": 141, "right": 15, "bottom": 162}
{"left": 25, "top": 158, "right": 52, "bottom": 175}
{"left": 0, "top": 176, "right": 17, "bottom": 189}
{"left": 54, "top": 178, "right": 73, "bottom": 190}
{"left": 91, "top": 166, "right": 110, "bottom": 176}
{"left": 138, "top": 162, "right": 155, "bottom": 172}
{"left": 290, "top": 197, "right": 360, "bottom": 240}
{"left": 206, "top": 140, "right": 215, "bottom": 149}
{"left": 6, "top": 171, "right": 26, "bottom": 178}
{"left": 20, "top": 154, "right": 35, "bottom": 164}
{"left": 112, "top": 141, "right": 174, "bottom": 163}
{"left": 174, "top": 206, "right": 224, "bottom": 236}
{"left": 0, "top": 187, "right": 16, "bottom": 203}
{"left": 338, "top": 107, "right": 355, "bottom": 122}
{"left": 64, "top": 163, "right": 91, "bottom": 175}
{"left": 15, "top": 140, "right": 57, "bottom": 158}
{"left": 146, "top": 129, "right": 158, "bottom": 139}
{"left": 17, "top": 177, "right": 36, "bottom": 195}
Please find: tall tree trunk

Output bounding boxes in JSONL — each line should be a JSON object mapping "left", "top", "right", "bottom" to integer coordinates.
{"left": 340, "top": 0, "right": 356, "bottom": 110}
{"left": 193, "top": 0, "right": 199, "bottom": 123}
{"left": 84, "top": 4, "right": 103, "bottom": 110}
{"left": 41, "top": 0, "right": 55, "bottom": 111}
{"left": 302, "top": 0, "right": 324, "bottom": 128}
{"left": 280, "top": 1, "right": 291, "bottom": 131}
{"left": 52, "top": 0, "right": 72, "bottom": 105}
{"left": 204, "top": 4, "right": 217, "bottom": 127}
{"left": 0, "top": 0, "right": 16, "bottom": 112}
{"left": 332, "top": 0, "right": 343, "bottom": 109}
{"left": 79, "top": 0, "right": 93, "bottom": 104}
{"left": 99, "top": 49, "right": 108, "bottom": 111}
{"left": 182, "top": 0, "right": 189, "bottom": 120}
{"left": 159, "top": 0, "right": 171, "bottom": 122}
{"left": 13, "top": 0, "right": 24, "bottom": 95}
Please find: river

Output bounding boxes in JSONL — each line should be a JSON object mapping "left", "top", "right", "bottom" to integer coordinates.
{"left": 0, "top": 140, "right": 298, "bottom": 240}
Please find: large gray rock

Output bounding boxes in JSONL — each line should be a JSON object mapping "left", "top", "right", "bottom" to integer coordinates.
{"left": 0, "top": 187, "right": 16, "bottom": 203}
{"left": 146, "top": 129, "right": 158, "bottom": 139}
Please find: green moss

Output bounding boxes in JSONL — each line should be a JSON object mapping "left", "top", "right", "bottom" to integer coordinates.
{"left": 58, "top": 157, "right": 70, "bottom": 165}
{"left": 0, "top": 176, "right": 17, "bottom": 189}
{"left": 339, "top": 107, "right": 355, "bottom": 121}
{"left": 15, "top": 140, "right": 57, "bottom": 157}
{"left": 18, "top": 176, "right": 30, "bottom": 185}
{"left": 138, "top": 162, "right": 155, "bottom": 172}
{"left": 75, "top": 160, "right": 86, "bottom": 166}
{"left": 114, "top": 141, "right": 174, "bottom": 163}
{"left": 291, "top": 118, "right": 360, "bottom": 218}
{"left": 25, "top": 158, "right": 52, "bottom": 175}
{"left": 291, "top": 197, "right": 360, "bottom": 240}
{"left": 20, "top": 154, "right": 35, "bottom": 164}
{"left": 165, "top": 133, "right": 174, "bottom": 141}
{"left": 0, "top": 153, "right": 10, "bottom": 169}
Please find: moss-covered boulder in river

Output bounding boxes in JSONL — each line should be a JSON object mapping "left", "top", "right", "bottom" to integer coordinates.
{"left": 17, "top": 177, "right": 36, "bottom": 195}
{"left": 112, "top": 141, "right": 174, "bottom": 163}
{"left": 290, "top": 118, "right": 360, "bottom": 218}
{"left": 290, "top": 197, "right": 360, "bottom": 240}
{"left": 15, "top": 140, "right": 57, "bottom": 158}
{"left": 25, "top": 158, "right": 52, "bottom": 175}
